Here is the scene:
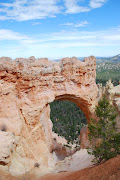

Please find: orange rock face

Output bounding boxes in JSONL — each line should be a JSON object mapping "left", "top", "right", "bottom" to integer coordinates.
{"left": 0, "top": 56, "right": 98, "bottom": 175}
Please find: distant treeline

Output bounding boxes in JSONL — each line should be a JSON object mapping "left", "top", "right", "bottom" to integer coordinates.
{"left": 96, "top": 62, "right": 120, "bottom": 86}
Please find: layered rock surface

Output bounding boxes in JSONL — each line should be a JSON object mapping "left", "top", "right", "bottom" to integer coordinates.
{"left": 0, "top": 56, "right": 98, "bottom": 175}
{"left": 98, "top": 80, "right": 120, "bottom": 129}
{"left": 0, "top": 131, "right": 16, "bottom": 164}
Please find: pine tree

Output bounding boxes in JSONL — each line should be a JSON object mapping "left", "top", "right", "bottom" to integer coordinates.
{"left": 87, "top": 95, "right": 120, "bottom": 163}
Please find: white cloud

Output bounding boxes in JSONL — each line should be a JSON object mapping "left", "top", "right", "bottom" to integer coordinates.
{"left": 18, "top": 27, "right": 120, "bottom": 49}
{"left": 0, "top": 0, "right": 61, "bottom": 21}
{"left": 32, "top": 22, "right": 41, "bottom": 25}
{"left": 64, "top": 0, "right": 90, "bottom": 14}
{"left": 89, "top": 0, "right": 106, "bottom": 9}
{"left": 22, "top": 35, "right": 97, "bottom": 44}
{"left": 0, "top": 0, "right": 108, "bottom": 21}
{"left": 61, "top": 23, "right": 74, "bottom": 26}
{"left": 1, "top": 27, "right": 120, "bottom": 58}
{"left": 1, "top": 27, "right": 120, "bottom": 47}
{"left": 61, "top": 21, "right": 89, "bottom": 27}
{"left": 1, "top": 26, "right": 120, "bottom": 59}
{"left": 42, "top": 42, "right": 101, "bottom": 48}
{"left": 102, "top": 35, "right": 120, "bottom": 41}
{"left": 75, "top": 21, "right": 89, "bottom": 27}
{"left": 0, "top": 29, "right": 29, "bottom": 40}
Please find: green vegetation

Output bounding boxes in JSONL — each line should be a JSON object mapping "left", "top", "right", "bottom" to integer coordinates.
{"left": 96, "top": 62, "right": 120, "bottom": 86}
{"left": 87, "top": 96, "right": 120, "bottom": 163}
{"left": 50, "top": 100, "right": 87, "bottom": 145}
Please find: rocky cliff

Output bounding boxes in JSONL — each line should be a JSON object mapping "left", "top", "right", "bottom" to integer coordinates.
{"left": 0, "top": 56, "right": 98, "bottom": 176}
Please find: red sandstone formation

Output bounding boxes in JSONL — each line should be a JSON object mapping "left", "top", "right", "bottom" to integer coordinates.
{"left": 0, "top": 56, "right": 98, "bottom": 175}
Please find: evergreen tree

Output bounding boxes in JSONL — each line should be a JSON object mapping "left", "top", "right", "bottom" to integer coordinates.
{"left": 87, "top": 95, "right": 120, "bottom": 163}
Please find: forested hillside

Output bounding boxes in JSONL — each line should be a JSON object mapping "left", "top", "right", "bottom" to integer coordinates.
{"left": 50, "top": 101, "right": 87, "bottom": 145}
{"left": 96, "top": 62, "right": 120, "bottom": 85}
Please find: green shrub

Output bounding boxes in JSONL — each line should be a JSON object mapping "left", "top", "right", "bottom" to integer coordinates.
{"left": 87, "top": 95, "right": 120, "bottom": 163}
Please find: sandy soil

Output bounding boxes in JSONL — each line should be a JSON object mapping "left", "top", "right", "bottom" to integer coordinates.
{"left": 40, "top": 155, "right": 120, "bottom": 180}
{"left": 0, "top": 155, "right": 120, "bottom": 180}
{"left": 53, "top": 149, "right": 94, "bottom": 173}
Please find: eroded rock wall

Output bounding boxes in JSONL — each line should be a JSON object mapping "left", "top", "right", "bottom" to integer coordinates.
{"left": 98, "top": 80, "right": 120, "bottom": 130}
{"left": 0, "top": 56, "right": 98, "bottom": 175}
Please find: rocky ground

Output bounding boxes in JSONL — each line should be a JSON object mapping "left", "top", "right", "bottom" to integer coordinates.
{"left": 0, "top": 155, "right": 120, "bottom": 180}
{"left": 40, "top": 155, "right": 120, "bottom": 180}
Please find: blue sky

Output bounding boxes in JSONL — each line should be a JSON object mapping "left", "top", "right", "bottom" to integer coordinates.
{"left": 0, "top": 0, "right": 120, "bottom": 59}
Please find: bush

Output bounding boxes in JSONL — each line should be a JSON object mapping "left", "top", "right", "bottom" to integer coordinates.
{"left": 87, "top": 95, "right": 120, "bottom": 163}
{"left": 1, "top": 124, "right": 6, "bottom": 131}
{"left": 34, "top": 162, "right": 40, "bottom": 168}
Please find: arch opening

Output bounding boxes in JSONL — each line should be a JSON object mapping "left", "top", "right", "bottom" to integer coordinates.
{"left": 50, "top": 100, "right": 87, "bottom": 146}
{"left": 54, "top": 94, "right": 93, "bottom": 122}
{"left": 49, "top": 98, "right": 88, "bottom": 161}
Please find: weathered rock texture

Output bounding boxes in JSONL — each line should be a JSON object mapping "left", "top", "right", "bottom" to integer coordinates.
{"left": 0, "top": 131, "right": 16, "bottom": 164}
{"left": 80, "top": 125, "right": 89, "bottom": 149}
{"left": 0, "top": 56, "right": 98, "bottom": 175}
{"left": 54, "top": 149, "right": 94, "bottom": 173}
{"left": 98, "top": 80, "right": 120, "bottom": 130}
{"left": 52, "top": 132, "right": 77, "bottom": 162}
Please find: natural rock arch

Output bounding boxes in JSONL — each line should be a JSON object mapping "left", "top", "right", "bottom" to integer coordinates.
{"left": 0, "top": 56, "right": 98, "bottom": 175}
